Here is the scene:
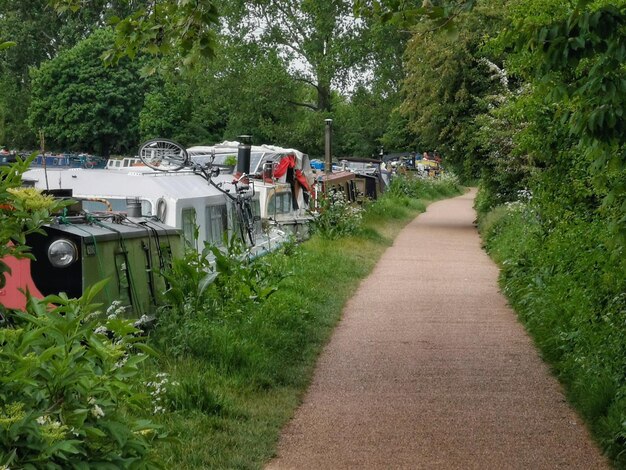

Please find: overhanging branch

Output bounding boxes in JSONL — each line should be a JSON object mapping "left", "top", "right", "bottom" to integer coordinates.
{"left": 287, "top": 100, "right": 319, "bottom": 111}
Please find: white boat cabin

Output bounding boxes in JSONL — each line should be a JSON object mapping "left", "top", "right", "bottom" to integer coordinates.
{"left": 22, "top": 167, "right": 286, "bottom": 257}
{"left": 187, "top": 142, "right": 315, "bottom": 238}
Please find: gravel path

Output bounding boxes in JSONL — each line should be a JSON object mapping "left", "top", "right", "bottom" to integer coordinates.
{"left": 266, "top": 189, "right": 609, "bottom": 469}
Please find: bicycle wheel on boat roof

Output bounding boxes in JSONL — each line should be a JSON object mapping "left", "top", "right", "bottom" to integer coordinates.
{"left": 138, "top": 139, "right": 189, "bottom": 171}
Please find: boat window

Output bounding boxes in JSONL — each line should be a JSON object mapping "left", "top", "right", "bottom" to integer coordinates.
{"left": 267, "top": 192, "right": 292, "bottom": 215}
{"left": 123, "top": 159, "right": 130, "bottom": 167}
{"left": 205, "top": 204, "right": 228, "bottom": 246}
{"left": 82, "top": 198, "right": 152, "bottom": 215}
{"left": 251, "top": 200, "right": 262, "bottom": 234}
{"left": 181, "top": 208, "right": 197, "bottom": 246}
{"left": 250, "top": 152, "right": 265, "bottom": 174}
{"left": 141, "top": 200, "right": 152, "bottom": 215}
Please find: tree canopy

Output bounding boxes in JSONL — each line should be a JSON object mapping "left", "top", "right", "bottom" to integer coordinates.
{"left": 28, "top": 29, "right": 147, "bottom": 156}
{"left": 222, "top": 0, "right": 370, "bottom": 113}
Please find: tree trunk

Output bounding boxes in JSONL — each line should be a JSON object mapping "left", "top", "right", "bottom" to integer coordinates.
{"left": 317, "top": 81, "right": 331, "bottom": 113}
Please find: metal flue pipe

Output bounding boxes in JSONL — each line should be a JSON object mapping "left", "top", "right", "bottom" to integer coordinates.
{"left": 236, "top": 135, "right": 252, "bottom": 177}
{"left": 324, "top": 119, "right": 333, "bottom": 175}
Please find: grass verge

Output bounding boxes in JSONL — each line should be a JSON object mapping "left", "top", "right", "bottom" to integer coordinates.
{"left": 143, "top": 176, "right": 463, "bottom": 469}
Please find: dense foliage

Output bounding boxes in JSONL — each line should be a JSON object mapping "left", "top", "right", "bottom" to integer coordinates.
{"left": 0, "top": 291, "right": 163, "bottom": 468}
{"left": 479, "top": 195, "right": 626, "bottom": 467}
{"left": 468, "top": 1, "right": 626, "bottom": 465}
{"left": 28, "top": 30, "right": 147, "bottom": 156}
{"left": 1, "top": 0, "right": 410, "bottom": 157}
{"left": 0, "top": 159, "right": 163, "bottom": 466}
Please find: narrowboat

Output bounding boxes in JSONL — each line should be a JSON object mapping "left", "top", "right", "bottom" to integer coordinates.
{"left": 1, "top": 197, "right": 183, "bottom": 315}
{"left": 187, "top": 141, "right": 316, "bottom": 239}
{"left": 22, "top": 165, "right": 288, "bottom": 257}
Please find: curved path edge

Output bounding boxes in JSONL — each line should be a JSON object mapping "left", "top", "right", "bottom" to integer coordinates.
{"left": 266, "top": 189, "right": 609, "bottom": 469}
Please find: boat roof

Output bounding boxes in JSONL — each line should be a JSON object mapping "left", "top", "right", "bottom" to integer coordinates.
{"left": 23, "top": 167, "right": 234, "bottom": 202}
{"left": 46, "top": 217, "right": 180, "bottom": 241}
{"left": 187, "top": 141, "right": 310, "bottom": 174}
{"left": 317, "top": 170, "right": 356, "bottom": 183}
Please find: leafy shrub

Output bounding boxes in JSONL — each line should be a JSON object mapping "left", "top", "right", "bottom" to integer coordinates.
{"left": 388, "top": 173, "right": 460, "bottom": 201}
{"left": 311, "top": 190, "right": 363, "bottom": 239}
{"left": 155, "top": 235, "right": 290, "bottom": 359}
{"left": 0, "top": 156, "right": 68, "bottom": 288}
{"left": 0, "top": 282, "right": 164, "bottom": 468}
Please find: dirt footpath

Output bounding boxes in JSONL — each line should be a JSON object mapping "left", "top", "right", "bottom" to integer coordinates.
{"left": 266, "top": 189, "right": 609, "bottom": 470}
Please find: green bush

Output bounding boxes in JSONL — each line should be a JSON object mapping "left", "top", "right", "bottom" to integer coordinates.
{"left": 311, "top": 190, "right": 364, "bottom": 239}
{"left": 154, "top": 235, "right": 290, "bottom": 360}
{"left": 388, "top": 173, "right": 461, "bottom": 201}
{"left": 0, "top": 156, "right": 68, "bottom": 289}
{"left": 0, "top": 282, "right": 164, "bottom": 468}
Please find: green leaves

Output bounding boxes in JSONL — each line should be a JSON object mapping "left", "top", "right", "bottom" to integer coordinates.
{"left": 502, "top": 0, "right": 626, "bottom": 241}
{"left": 0, "top": 154, "right": 69, "bottom": 288}
{"left": 50, "top": 0, "right": 220, "bottom": 69}
{"left": 0, "top": 41, "right": 17, "bottom": 50}
{"left": 0, "top": 293, "right": 164, "bottom": 467}
{"left": 29, "top": 29, "right": 146, "bottom": 156}
{"left": 355, "top": 0, "right": 476, "bottom": 31}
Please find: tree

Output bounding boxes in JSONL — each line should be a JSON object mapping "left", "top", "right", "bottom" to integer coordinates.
{"left": 28, "top": 29, "right": 147, "bottom": 156}
{"left": 334, "top": 86, "right": 401, "bottom": 157}
{"left": 223, "top": 0, "right": 370, "bottom": 113}
{"left": 139, "top": 39, "right": 308, "bottom": 148}
{"left": 354, "top": 0, "right": 477, "bottom": 34}
{"left": 510, "top": 0, "right": 626, "bottom": 238}
{"left": 0, "top": 0, "right": 147, "bottom": 148}
{"left": 400, "top": 2, "right": 508, "bottom": 178}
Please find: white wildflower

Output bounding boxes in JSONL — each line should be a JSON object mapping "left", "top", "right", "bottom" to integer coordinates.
{"left": 106, "top": 300, "right": 127, "bottom": 319}
{"left": 479, "top": 57, "right": 509, "bottom": 90}
{"left": 94, "top": 326, "right": 108, "bottom": 335}
{"left": 91, "top": 404, "right": 105, "bottom": 419}
{"left": 85, "top": 310, "right": 102, "bottom": 322}
{"left": 136, "top": 314, "right": 151, "bottom": 325}
{"left": 114, "top": 355, "right": 128, "bottom": 369}
{"left": 517, "top": 188, "right": 533, "bottom": 202}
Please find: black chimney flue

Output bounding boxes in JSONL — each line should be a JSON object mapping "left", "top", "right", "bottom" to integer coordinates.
{"left": 236, "top": 135, "right": 252, "bottom": 177}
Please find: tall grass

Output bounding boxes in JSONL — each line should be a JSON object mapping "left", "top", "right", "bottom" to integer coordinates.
{"left": 143, "top": 175, "right": 463, "bottom": 469}
{"left": 478, "top": 197, "right": 626, "bottom": 468}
